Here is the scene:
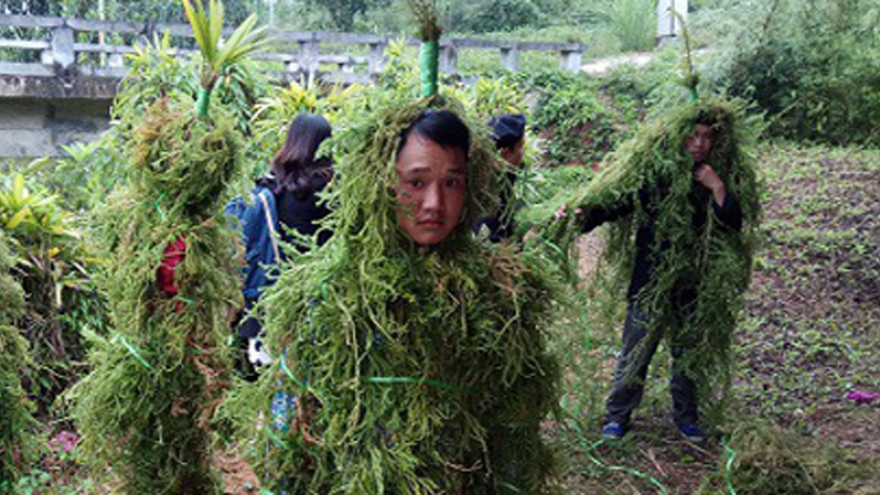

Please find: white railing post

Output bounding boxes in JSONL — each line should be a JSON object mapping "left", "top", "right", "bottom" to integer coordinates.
{"left": 500, "top": 45, "right": 520, "bottom": 72}
{"left": 368, "top": 40, "right": 387, "bottom": 75}
{"left": 298, "top": 35, "right": 320, "bottom": 78}
{"left": 560, "top": 48, "right": 582, "bottom": 73}
{"left": 51, "top": 25, "right": 75, "bottom": 71}
{"left": 439, "top": 43, "right": 457, "bottom": 75}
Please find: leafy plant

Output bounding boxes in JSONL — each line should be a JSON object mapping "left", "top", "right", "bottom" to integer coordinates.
{"left": 528, "top": 71, "right": 617, "bottom": 167}
{"left": 0, "top": 168, "right": 105, "bottom": 414}
{"left": 182, "top": 0, "right": 272, "bottom": 115}
{"left": 71, "top": 1, "right": 257, "bottom": 492}
{"left": 715, "top": 0, "right": 880, "bottom": 145}
{"left": 251, "top": 76, "right": 363, "bottom": 159}
{"left": 0, "top": 232, "right": 35, "bottom": 495}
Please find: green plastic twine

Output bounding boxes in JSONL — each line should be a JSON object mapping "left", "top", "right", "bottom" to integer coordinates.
{"left": 279, "top": 353, "right": 309, "bottom": 390}
{"left": 419, "top": 40, "right": 440, "bottom": 98}
{"left": 366, "top": 376, "right": 467, "bottom": 394}
{"left": 139, "top": 191, "right": 167, "bottom": 222}
{"left": 196, "top": 87, "right": 212, "bottom": 117}
{"left": 567, "top": 416, "right": 668, "bottom": 494}
{"left": 265, "top": 427, "right": 291, "bottom": 451}
{"left": 722, "top": 437, "right": 738, "bottom": 495}
{"left": 174, "top": 295, "right": 195, "bottom": 307}
{"left": 112, "top": 333, "right": 153, "bottom": 370}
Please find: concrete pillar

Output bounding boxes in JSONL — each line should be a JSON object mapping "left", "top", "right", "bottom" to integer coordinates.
{"left": 500, "top": 46, "right": 520, "bottom": 72}
{"left": 51, "top": 26, "right": 76, "bottom": 71}
{"left": 560, "top": 49, "right": 582, "bottom": 73}
{"left": 657, "top": 0, "right": 688, "bottom": 39}
{"left": 108, "top": 53, "right": 125, "bottom": 68}
{"left": 439, "top": 44, "right": 457, "bottom": 75}
{"left": 368, "top": 41, "right": 387, "bottom": 75}
{"left": 298, "top": 37, "right": 320, "bottom": 77}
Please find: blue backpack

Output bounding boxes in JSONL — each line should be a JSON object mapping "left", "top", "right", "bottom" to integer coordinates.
{"left": 224, "top": 186, "right": 283, "bottom": 300}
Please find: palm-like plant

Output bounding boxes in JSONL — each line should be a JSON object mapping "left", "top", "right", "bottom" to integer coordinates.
{"left": 182, "top": 0, "right": 272, "bottom": 116}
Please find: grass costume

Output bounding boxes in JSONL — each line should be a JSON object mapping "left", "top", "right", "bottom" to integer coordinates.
{"left": 71, "top": 2, "right": 264, "bottom": 491}
{"left": 229, "top": 92, "right": 562, "bottom": 495}
{"left": 226, "top": 4, "right": 562, "bottom": 489}
{"left": 0, "top": 233, "right": 32, "bottom": 493}
{"left": 548, "top": 96, "right": 761, "bottom": 433}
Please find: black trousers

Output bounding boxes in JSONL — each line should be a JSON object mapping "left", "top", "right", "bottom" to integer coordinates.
{"left": 604, "top": 304, "right": 698, "bottom": 426}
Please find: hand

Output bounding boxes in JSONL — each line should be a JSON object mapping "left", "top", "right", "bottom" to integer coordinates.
{"left": 554, "top": 204, "right": 569, "bottom": 220}
{"left": 553, "top": 204, "right": 582, "bottom": 220}
{"left": 694, "top": 164, "right": 726, "bottom": 206}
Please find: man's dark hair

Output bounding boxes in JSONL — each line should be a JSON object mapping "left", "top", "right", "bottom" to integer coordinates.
{"left": 488, "top": 114, "right": 526, "bottom": 151}
{"left": 270, "top": 113, "right": 333, "bottom": 196}
{"left": 692, "top": 110, "right": 717, "bottom": 128}
{"left": 398, "top": 109, "right": 471, "bottom": 161}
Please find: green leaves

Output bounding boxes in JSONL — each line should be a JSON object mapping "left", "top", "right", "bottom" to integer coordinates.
{"left": 182, "top": 0, "right": 272, "bottom": 92}
{"left": 0, "top": 172, "right": 76, "bottom": 240}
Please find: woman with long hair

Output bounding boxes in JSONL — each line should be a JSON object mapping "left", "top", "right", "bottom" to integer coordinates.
{"left": 227, "top": 113, "right": 334, "bottom": 376}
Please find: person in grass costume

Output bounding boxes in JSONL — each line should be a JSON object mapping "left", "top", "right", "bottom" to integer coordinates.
{"left": 550, "top": 95, "right": 762, "bottom": 441}
{"left": 223, "top": 3, "right": 562, "bottom": 493}
{"left": 473, "top": 114, "right": 527, "bottom": 244}
{"left": 71, "top": 1, "right": 266, "bottom": 492}
{"left": 0, "top": 233, "right": 33, "bottom": 494}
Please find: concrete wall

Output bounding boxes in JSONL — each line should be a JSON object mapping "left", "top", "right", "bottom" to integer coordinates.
{"left": 0, "top": 97, "right": 111, "bottom": 158}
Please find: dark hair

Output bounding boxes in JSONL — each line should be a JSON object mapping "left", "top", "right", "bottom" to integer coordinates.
{"left": 692, "top": 110, "right": 717, "bottom": 128}
{"left": 269, "top": 114, "right": 333, "bottom": 196}
{"left": 488, "top": 114, "right": 526, "bottom": 151}
{"left": 397, "top": 109, "right": 471, "bottom": 161}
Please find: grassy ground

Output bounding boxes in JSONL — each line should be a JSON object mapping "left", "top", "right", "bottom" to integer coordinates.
{"left": 15, "top": 143, "right": 880, "bottom": 493}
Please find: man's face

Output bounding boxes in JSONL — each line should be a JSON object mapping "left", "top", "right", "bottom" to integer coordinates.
{"left": 500, "top": 138, "right": 525, "bottom": 168}
{"left": 395, "top": 134, "right": 467, "bottom": 246}
{"left": 685, "top": 123, "right": 713, "bottom": 165}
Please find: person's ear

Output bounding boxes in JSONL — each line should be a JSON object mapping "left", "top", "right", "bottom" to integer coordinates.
{"left": 500, "top": 147, "right": 513, "bottom": 162}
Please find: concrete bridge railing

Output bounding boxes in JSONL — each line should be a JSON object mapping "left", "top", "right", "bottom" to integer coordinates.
{"left": 0, "top": 14, "right": 584, "bottom": 97}
{"left": 0, "top": 15, "right": 583, "bottom": 157}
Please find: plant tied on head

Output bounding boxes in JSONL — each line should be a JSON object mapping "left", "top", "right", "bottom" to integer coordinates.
{"left": 70, "top": 1, "right": 261, "bottom": 492}
{"left": 183, "top": 0, "right": 271, "bottom": 117}
{"left": 673, "top": 9, "right": 700, "bottom": 102}
{"left": 408, "top": 0, "right": 442, "bottom": 98}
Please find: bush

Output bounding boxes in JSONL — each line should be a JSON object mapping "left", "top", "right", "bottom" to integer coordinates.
{"left": 714, "top": 0, "right": 880, "bottom": 145}
{"left": 0, "top": 167, "right": 110, "bottom": 415}
{"left": 702, "top": 421, "right": 856, "bottom": 495}
{"left": 594, "top": 0, "right": 657, "bottom": 53}
{"left": 523, "top": 71, "right": 618, "bottom": 167}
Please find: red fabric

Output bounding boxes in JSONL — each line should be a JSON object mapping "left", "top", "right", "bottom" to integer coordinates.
{"left": 157, "top": 235, "right": 187, "bottom": 299}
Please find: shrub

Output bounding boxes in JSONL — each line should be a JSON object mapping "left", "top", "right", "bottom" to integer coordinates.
{"left": 715, "top": 0, "right": 880, "bottom": 145}
{"left": 524, "top": 71, "right": 618, "bottom": 167}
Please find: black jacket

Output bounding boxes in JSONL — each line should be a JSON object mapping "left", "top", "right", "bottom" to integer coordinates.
{"left": 577, "top": 181, "right": 743, "bottom": 301}
{"left": 473, "top": 171, "right": 517, "bottom": 243}
{"left": 260, "top": 174, "right": 333, "bottom": 252}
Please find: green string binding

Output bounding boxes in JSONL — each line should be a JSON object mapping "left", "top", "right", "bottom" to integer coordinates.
{"left": 420, "top": 39, "right": 440, "bottom": 98}
{"left": 366, "top": 375, "right": 467, "bottom": 394}
{"left": 112, "top": 333, "right": 153, "bottom": 371}
{"left": 196, "top": 87, "right": 212, "bottom": 117}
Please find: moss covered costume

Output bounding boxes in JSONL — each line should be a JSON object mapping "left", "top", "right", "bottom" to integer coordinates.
{"left": 71, "top": 93, "right": 244, "bottom": 493}
{"left": 0, "top": 233, "right": 32, "bottom": 493}
{"left": 226, "top": 84, "right": 562, "bottom": 492}
{"left": 553, "top": 97, "right": 762, "bottom": 425}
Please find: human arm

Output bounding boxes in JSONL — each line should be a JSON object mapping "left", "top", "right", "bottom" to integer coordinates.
{"left": 695, "top": 165, "right": 743, "bottom": 231}
{"left": 553, "top": 192, "right": 637, "bottom": 234}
